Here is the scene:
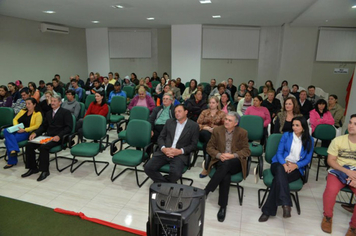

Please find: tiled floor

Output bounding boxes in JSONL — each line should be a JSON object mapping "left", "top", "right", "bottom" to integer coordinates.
{"left": 0, "top": 131, "right": 354, "bottom": 236}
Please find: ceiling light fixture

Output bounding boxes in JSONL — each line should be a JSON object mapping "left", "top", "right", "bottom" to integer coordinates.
{"left": 111, "top": 5, "right": 124, "bottom": 9}
{"left": 147, "top": 17, "right": 155, "bottom": 21}
{"left": 91, "top": 21, "right": 100, "bottom": 24}
{"left": 200, "top": 0, "right": 211, "bottom": 4}
{"left": 352, "top": 5, "right": 356, "bottom": 8}
{"left": 212, "top": 15, "right": 221, "bottom": 18}
{"left": 43, "top": 10, "right": 56, "bottom": 14}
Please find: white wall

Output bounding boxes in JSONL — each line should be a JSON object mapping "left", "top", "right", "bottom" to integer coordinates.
{"left": 86, "top": 28, "right": 110, "bottom": 76}
{"left": 109, "top": 28, "right": 171, "bottom": 79}
{"left": 171, "top": 25, "right": 202, "bottom": 83}
{"left": 343, "top": 65, "right": 356, "bottom": 132}
{"left": 0, "top": 15, "right": 88, "bottom": 86}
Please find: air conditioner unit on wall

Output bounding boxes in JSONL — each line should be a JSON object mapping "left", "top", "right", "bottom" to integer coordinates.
{"left": 40, "top": 23, "right": 69, "bottom": 34}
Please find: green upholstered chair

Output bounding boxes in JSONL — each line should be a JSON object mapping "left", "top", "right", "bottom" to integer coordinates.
{"left": 85, "top": 94, "right": 95, "bottom": 109}
{"left": 78, "top": 102, "right": 85, "bottom": 119}
{"left": 0, "top": 107, "right": 15, "bottom": 159}
{"left": 258, "top": 86, "right": 264, "bottom": 94}
{"left": 81, "top": 89, "right": 86, "bottom": 103}
{"left": 191, "top": 141, "right": 204, "bottom": 167}
{"left": 199, "top": 82, "right": 209, "bottom": 89}
{"left": 69, "top": 115, "right": 109, "bottom": 176}
{"left": 108, "top": 96, "right": 126, "bottom": 130}
{"left": 123, "top": 86, "right": 135, "bottom": 103}
{"left": 159, "top": 151, "right": 196, "bottom": 186}
{"left": 151, "top": 81, "right": 160, "bottom": 90}
{"left": 207, "top": 154, "right": 252, "bottom": 205}
{"left": 239, "top": 115, "right": 264, "bottom": 178}
{"left": 258, "top": 134, "right": 309, "bottom": 215}
{"left": 312, "top": 124, "right": 336, "bottom": 181}
{"left": 185, "top": 82, "right": 190, "bottom": 88}
{"left": 110, "top": 120, "right": 152, "bottom": 187}
{"left": 48, "top": 114, "right": 78, "bottom": 172}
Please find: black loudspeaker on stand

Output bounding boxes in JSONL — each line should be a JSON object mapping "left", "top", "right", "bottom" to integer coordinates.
{"left": 147, "top": 183, "right": 206, "bottom": 236}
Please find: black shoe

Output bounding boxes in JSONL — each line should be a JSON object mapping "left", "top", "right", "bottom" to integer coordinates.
{"left": 37, "top": 172, "right": 50, "bottom": 182}
{"left": 3, "top": 164, "right": 16, "bottom": 169}
{"left": 21, "top": 169, "right": 39, "bottom": 178}
{"left": 217, "top": 207, "right": 226, "bottom": 222}
{"left": 282, "top": 205, "right": 291, "bottom": 218}
{"left": 258, "top": 213, "right": 269, "bottom": 222}
{"left": 10, "top": 151, "right": 17, "bottom": 157}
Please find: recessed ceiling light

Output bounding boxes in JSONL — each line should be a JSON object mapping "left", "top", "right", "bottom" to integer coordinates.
{"left": 91, "top": 21, "right": 100, "bottom": 24}
{"left": 352, "top": 5, "right": 356, "bottom": 8}
{"left": 43, "top": 10, "right": 56, "bottom": 14}
{"left": 200, "top": 0, "right": 211, "bottom": 4}
{"left": 111, "top": 5, "right": 124, "bottom": 9}
{"left": 147, "top": 17, "right": 155, "bottom": 21}
{"left": 212, "top": 15, "right": 221, "bottom": 18}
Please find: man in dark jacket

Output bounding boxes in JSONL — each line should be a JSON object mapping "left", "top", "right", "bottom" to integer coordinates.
{"left": 23, "top": 94, "right": 73, "bottom": 181}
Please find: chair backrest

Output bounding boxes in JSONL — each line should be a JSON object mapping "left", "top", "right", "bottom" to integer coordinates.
{"left": 258, "top": 85, "right": 264, "bottom": 94}
{"left": 123, "top": 86, "right": 134, "bottom": 99}
{"left": 239, "top": 115, "right": 264, "bottom": 141}
{"left": 199, "top": 82, "right": 209, "bottom": 89}
{"left": 151, "top": 81, "right": 160, "bottom": 89}
{"left": 315, "top": 87, "right": 329, "bottom": 99}
{"left": 81, "top": 89, "right": 86, "bottom": 102}
{"left": 79, "top": 102, "right": 85, "bottom": 119}
{"left": 345, "top": 129, "right": 349, "bottom": 135}
{"left": 85, "top": 94, "right": 95, "bottom": 109}
{"left": 265, "top": 133, "right": 283, "bottom": 164}
{"left": 106, "top": 106, "right": 111, "bottom": 123}
{"left": 126, "top": 120, "right": 151, "bottom": 148}
{"left": 129, "top": 106, "right": 150, "bottom": 121}
{"left": 82, "top": 115, "right": 107, "bottom": 140}
{"left": 0, "top": 107, "right": 15, "bottom": 126}
{"left": 70, "top": 114, "right": 76, "bottom": 134}
{"left": 110, "top": 96, "right": 126, "bottom": 114}
{"left": 185, "top": 82, "right": 190, "bottom": 88}
{"left": 313, "top": 124, "right": 336, "bottom": 141}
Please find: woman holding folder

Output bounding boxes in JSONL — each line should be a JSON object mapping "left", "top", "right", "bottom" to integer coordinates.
{"left": 3, "top": 98, "right": 42, "bottom": 169}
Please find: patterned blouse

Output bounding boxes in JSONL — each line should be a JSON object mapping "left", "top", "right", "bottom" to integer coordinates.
{"left": 197, "top": 109, "right": 226, "bottom": 130}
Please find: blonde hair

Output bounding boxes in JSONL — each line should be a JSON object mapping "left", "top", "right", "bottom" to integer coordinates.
{"left": 209, "top": 96, "right": 221, "bottom": 110}
{"left": 44, "top": 90, "right": 54, "bottom": 96}
{"left": 138, "top": 86, "right": 146, "bottom": 94}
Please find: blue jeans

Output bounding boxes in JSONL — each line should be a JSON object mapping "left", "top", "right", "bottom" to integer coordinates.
{"left": 4, "top": 129, "right": 30, "bottom": 165}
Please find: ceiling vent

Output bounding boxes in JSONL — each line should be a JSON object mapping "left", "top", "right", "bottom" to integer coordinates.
{"left": 40, "top": 23, "right": 69, "bottom": 34}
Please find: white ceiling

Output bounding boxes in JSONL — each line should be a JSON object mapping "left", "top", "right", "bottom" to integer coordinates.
{"left": 0, "top": 0, "right": 355, "bottom": 29}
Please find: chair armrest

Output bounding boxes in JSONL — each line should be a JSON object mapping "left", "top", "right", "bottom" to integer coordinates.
{"left": 110, "top": 138, "right": 124, "bottom": 156}
{"left": 98, "top": 134, "right": 108, "bottom": 152}
{"left": 303, "top": 166, "right": 310, "bottom": 184}
{"left": 246, "top": 156, "right": 252, "bottom": 177}
{"left": 142, "top": 142, "right": 154, "bottom": 161}
{"left": 258, "top": 155, "right": 264, "bottom": 178}
{"left": 0, "top": 124, "right": 12, "bottom": 133}
{"left": 68, "top": 132, "right": 79, "bottom": 148}
{"left": 187, "top": 152, "right": 195, "bottom": 170}
{"left": 116, "top": 119, "right": 129, "bottom": 134}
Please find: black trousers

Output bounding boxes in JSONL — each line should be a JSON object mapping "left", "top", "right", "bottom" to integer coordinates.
{"left": 205, "top": 158, "right": 242, "bottom": 207}
{"left": 144, "top": 153, "right": 186, "bottom": 183}
{"left": 151, "top": 125, "right": 164, "bottom": 143}
{"left": 25, "top": 141, "right": 60, "bottom": 172}
{"left": 199, "top": 130, "right": 212, "bottom": 157}
{"left": 261, "top": 162, "right": 301, "bottom": 216}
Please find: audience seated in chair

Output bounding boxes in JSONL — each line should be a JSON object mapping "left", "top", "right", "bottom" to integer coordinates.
{"left": 262, "top": 90, "right": 281, "bottom": 122}
{"left": 276, "top": 86, "right": 295, "bottom": 109}
{"left": 69, "top": 79, "right": 84, "bottom": 101}
{"left": 23, "top": 94, "right": 73, "bottom": 181}
{"left": 62, "top": 90, "right": 81, "bottom": 120}
{"left": 185, "top": 90, "right": 207, "bottom": 122}
{"left": 246, "top": 80, "right": 258, "bottom": 98}
{"left": 0, "top": 85, "right": 13, "bottom": 108}
{"left": 297, "top": 90, "right": 313, "bottom": 120}
{"left": 309, "top": 99, "right": 334, "bottom": 134}
{"left": 128, "top": 86, "right": 156, "bottom": 113}
{"left": 12, "top": 89, "right": 30, "bottom": 114}
{"left": 259, "top": 116, "right": 313, "bottom": 222}
{"left": 204, "top": 111, "right": 251, "bottom": 222}
{"left": 276, "top": 80, "right": 288, "bottom": 94}
{"left": 40, "top": 83, "right": 58, "bottom": 102}
{"left": 321, "top": 114, "right": 356, "bottom": 235}
{"left": 307, "top": 85, "right": 320, "bottom": 108}
{"left": 182, "top": 79, "right": 198, "bottom": 101}
{"left": 209, "top": 82, "right": 231, "bottom": 99}
{"left": 107, "top": 82, "right": 127, "bottom": 104}
{"left": 234, "top": 82, "right": 247, "bottom": 104}
{"left": 144, "top": 104, "right": 199, "bottom": 183}
{"left": 226, "top": 78, "right": 237, "bottom": 99}
{"left": 27, "top": 82, "right": 40, "bottom": 103}
{"left": 328, "top": 94, "right": 345, "bottom": 128}
{"left": 3, "top": 98, "right": 42, "bottom": 169}
{"left": 274, "top": 97, "right": 302, "bottom": 134}
{"left": 203, "top": 79, "right": 217, "bottom": 99}
{"left": 220, "top": 92, "right": 234, "bottom": 114}
{"left": 8, "top": 82, "right": 21, "bottom": 103}
{"left": 237, "top": 91, "right": 253, "bottom": 117}
{"left": 149, "top": 93, "right": 176, "bottom": 143}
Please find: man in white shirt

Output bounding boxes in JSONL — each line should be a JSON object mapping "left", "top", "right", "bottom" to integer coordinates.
{"left": 276, "top": 86, "right": 295, "bottom": 108}
{"left": 145, "top": 105, "right": 199, "bottom": 183}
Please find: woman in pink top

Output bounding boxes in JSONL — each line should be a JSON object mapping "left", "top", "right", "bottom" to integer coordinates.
{"left": 128, "top": 86, "right": 155, "bottom": 113}
{"left": 245, "top": 96, "right": 271, "bottom": 145}
{"left": 245, "top": 96, "right": 271, "bottom": 128}
{"left": 309, "top": 99, "right": 334, "bottom": 133}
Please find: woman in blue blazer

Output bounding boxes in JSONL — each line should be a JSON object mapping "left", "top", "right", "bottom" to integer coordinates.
{"left": 259, "top": 116, "right": 314, "bottom": 222}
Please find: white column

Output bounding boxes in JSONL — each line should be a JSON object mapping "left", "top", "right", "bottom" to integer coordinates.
{"left": 343, "top": 66, "right": 356, "bottom": 132}
{"left": 171, "top": 25, "right": 202, "bottom": 83}
{"left": 86, "top": 28, "right": 110, "bottom": 75}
